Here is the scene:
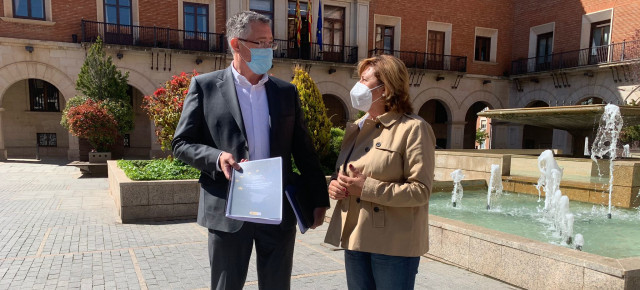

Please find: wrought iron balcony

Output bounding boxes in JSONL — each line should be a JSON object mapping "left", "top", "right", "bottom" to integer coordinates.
{"left": 511, "top": 39, "right": 640, "bottom": 75}
{"left": 369, "top": 48, "right": 467, "bottom": 73}
{"left": 272, "top": 39, "right": 359, "bottom": 64}
{"left": 81, "top": 21, "right": 359, "bottom": 64}
{"left": 81, "top": 20, "right": 226, "bottom": 53}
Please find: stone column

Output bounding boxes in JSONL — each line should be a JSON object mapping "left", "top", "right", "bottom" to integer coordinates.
{"left": 149, "top": 120, "right": 166, "bottom": 158}
{"left": 355, "top": 1, "right": 370, "bottom": 60}
{"left": 67, "top": 133, "right": 80, "bottom": 161}
{"left": 552, "top": 129, "right": 572, "bottom": 155}
{"left": 226, "top": 0, "right": 245, "bottom": 19}
{"left": 0, "top": 108, "right": 7, "bottom": 160}
{"left": 449, "top": 121, "right": 466, "bottom": 149}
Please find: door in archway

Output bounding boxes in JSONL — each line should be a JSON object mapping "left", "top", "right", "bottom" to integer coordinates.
{"left": 322, "top": 94, "right": 348, "bottom": 128}
{"left": 464, "top": 102, "right": 491, "bottom": 149}
{"left": 123, "top": 85, "right": 152, "bottom": 159}
{"left": 418, "top": 99, "right": 449, "bottom": 149}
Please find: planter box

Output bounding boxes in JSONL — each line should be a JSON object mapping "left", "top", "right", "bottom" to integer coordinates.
{"left": 107, "top": 160, "right": 199, "bottom": 223}
{"left": 89, "top": 152, "right": 111, "bottom": 163}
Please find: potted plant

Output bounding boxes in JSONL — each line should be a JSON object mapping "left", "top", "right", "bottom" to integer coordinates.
{"left": 65, "top": 99, "right": 118, "bottom": 162}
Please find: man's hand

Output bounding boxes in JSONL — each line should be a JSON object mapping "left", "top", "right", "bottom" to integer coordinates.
{"left": 310, "top": 207, "right": 327, "bottom": 229}
{"left": 219, "top": 152, "right": 242, "bottom": 180}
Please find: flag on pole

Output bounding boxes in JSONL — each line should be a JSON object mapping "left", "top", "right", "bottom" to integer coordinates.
{"left": 296, "top": 0, "right": 301, "bottom": 47}
{"left": 308, "top": 0, "right": 313, "bottom": 43}
{"left": 316, "top": 0, "right": 323, "bottom": 51}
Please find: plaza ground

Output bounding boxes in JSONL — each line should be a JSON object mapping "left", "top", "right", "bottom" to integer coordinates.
{"left": 0, "top": 159, "right": 518, "bottom": 289}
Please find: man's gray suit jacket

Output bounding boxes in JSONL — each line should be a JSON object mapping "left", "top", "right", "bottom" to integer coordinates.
{"left": 171, "top": 67, "right": 329, "bottom": 232}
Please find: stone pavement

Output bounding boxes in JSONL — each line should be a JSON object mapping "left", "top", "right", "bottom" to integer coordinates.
{"left": 0, "top": 159, "right": 519, "bottom": 290}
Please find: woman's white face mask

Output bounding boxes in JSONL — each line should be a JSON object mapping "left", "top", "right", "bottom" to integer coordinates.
{"left": 350, "top": 82, "right": 383, "bottom": 112}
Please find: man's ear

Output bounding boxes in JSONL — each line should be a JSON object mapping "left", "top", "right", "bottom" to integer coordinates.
{"left": 230, "top": 38, "right": 240, "bottom": 54}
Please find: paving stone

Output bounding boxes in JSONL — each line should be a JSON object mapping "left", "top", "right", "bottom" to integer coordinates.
{"left": 0, "top": 159, "right": 517, "bottom": 289}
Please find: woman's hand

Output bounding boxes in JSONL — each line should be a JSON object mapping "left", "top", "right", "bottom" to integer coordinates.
{"left": 337, "top": 164, "right": 366, "bottom": 197}
{"left": 328, "top": 179, "right": 348, "bottom": 200}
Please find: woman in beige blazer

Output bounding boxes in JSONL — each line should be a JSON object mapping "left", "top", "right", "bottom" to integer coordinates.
{"left": 325, "top": 55, "right": 436, "bottom": 290}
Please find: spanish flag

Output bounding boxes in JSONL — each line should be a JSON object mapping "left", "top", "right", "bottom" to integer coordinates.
{"left": 296, "top": 0, "right": 301, "bottom": 46}
{"left": 308, "top": 0, "right": 312, "bottom": 43}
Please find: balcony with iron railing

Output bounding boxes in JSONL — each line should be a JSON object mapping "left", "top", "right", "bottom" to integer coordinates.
{"left": 369, "top": 48, "right": 467, "bottom": 73}
{"left": 511, "top": 39, "right": 640, "bottom": 75}
{"left": 82, "top": 20, "right": 227, "bottom": 53}
{"left": 81, "top": 20, "right": 359, "bottom": 64}
{"left": 272, "top": 39, "right": 358, "bottom": 64}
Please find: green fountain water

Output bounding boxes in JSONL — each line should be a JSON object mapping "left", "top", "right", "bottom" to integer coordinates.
{"left": 429, "top": 190, "right": 640, "bottom": 259}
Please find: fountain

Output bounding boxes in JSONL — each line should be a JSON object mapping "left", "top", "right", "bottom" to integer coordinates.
{"left": 624, "top": 144, "right": 631, "bottom": 158}
{"left": 450, "top": 169, "right": 464, "bottom": 207}
{"left": 486, "top": 164, "right": 503, "bottom": 210}
{"left": 535, "top": 150, "right": 563, "bottom": 208}
{"left": 590, "top": 104, "right": 623, "bottom": 219}
{"left": 424, "top": 104, "right": 640, "bottom": 288}
{"left": 584, "top": 137, "right": 589, "bottom": 156}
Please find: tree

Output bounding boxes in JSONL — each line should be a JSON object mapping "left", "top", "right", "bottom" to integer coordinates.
{"left": 291, "top": 66, "right": 332, "bottom": 159}
{"left": 476, "top": 129, "right": 489, "bottom": 146}
{"left": 143, "top": 71, "right": 198, "bottom": 151}
{"left": 61, "top": 37, "right": 133, "bottom": 152}
{"left": 621, "top": 99, "right": 640, "bottom": 145}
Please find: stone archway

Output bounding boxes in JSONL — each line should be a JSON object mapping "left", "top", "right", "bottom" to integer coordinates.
{"left": 576, "top": 96, "right": 604, "bottom": 105}
{"left": 568, "top": 85, "right": 619, "bottom": 105}
{"left": 1, "top": 79, "right": 69, "bottom": 159}
{"left": 0, "top": 62, "right": 76, "bottom": 104}
{"left": 322, "top": 94, "right": 348, "bottom": 128}
{"left": 418, "top": 99, "right": 451, "bottom": 149}
{"left": 121, "top": 85, "right": 152, "bottom": 159}
{"left": 464, "top": 102, "right": 492, "bottom": 149}
{"left": 316, "top": 81, "right": 354, "bottom": 120}
{"left": 0, "top": 62, "right": 77, "bottom": 160}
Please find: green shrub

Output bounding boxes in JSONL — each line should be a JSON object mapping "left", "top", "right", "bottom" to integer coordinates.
{"left": 292, "top": 127, "right": 345, "bottom": 176}
{"left": 117, "top": 159, "right": 200, "bottom": 180}
{"left": 291, "top": 66, "right": 332, "bottom": 159}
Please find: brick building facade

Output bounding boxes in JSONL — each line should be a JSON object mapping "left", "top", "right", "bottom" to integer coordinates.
{"left": 0, "top": 0, "right": 639, "bottom": 160}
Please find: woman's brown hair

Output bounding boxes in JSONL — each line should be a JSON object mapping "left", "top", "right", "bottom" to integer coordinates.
{"left": 357, "top": 55, "right": 413, "bottom": 114}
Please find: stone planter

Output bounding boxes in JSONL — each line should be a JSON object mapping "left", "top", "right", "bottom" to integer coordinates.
{"left": 89, "top": 152, "right": 111, "bottom": 163}
{"left": 107, "top": 160, "right": 200, "bottom": 223}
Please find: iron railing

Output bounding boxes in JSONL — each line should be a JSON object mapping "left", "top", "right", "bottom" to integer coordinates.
{"left": 511, "top": 39, "right": 640, "bottom": 75}
{"left": 272, "top": 39, "right": 359, "bottom": 64}
{"left": 81, "top": 20, "right": 226, "bottom": 53}
{"left": 369, "top": 48, "right": 467, "bottom": 72}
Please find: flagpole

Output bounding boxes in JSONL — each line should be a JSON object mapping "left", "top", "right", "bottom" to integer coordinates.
{"left": 316, "top": 0, "right": 323, "bottom": 51}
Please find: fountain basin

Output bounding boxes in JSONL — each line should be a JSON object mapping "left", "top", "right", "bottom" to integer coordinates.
{"left": 427, "top": 214, "right": 640, "bottom": 289}
{"left": 427, "top": 191, "right": 640, "bottom": 288}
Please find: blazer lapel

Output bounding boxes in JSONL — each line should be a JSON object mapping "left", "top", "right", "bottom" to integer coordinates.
{"left": 265, "top": 78, "right": 280, "bottom": 157}
{"left": 216, "top": 67, "right": 247, "bottom": 141}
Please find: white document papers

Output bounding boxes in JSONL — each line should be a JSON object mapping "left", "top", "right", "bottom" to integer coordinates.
{"left": 225, "top": 157, "right": 283, "bottom": 224}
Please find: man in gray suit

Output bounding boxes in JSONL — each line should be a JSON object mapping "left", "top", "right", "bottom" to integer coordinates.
{"left": 172, "top": 11, "right": 329, "bottom": 290}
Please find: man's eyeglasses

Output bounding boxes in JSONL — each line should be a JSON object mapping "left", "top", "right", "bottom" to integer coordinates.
{"left": 238, "top": 38, "right": 278, "bottom": 50}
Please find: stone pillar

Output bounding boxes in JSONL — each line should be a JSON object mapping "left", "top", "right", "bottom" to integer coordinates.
{"left": 0, "top": 108, "right": 6, "bottom": 160}
{"left": 449, "top": 121, "right": 466, "bottom": 149}
{"left": 149, "top": 120, "right": 166, "bottom": 158}
{"left": 67, "top": 133, "right": 80, "bottom": 161}
{"left": 226, "top": 0, "right": 245, "bottom": 19}
{"left": 552, "top": 129, "right": 572, "bottom": 155}
{"left": 273, "top": 0, "right": 288, "bottom": 40}
{"left": 355, "top": 1, "right": 370, "bottom": 60}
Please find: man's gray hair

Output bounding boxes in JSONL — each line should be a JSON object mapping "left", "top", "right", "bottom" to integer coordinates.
{"left": 226, "top": 11, "right": 272, "bottom": 54}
